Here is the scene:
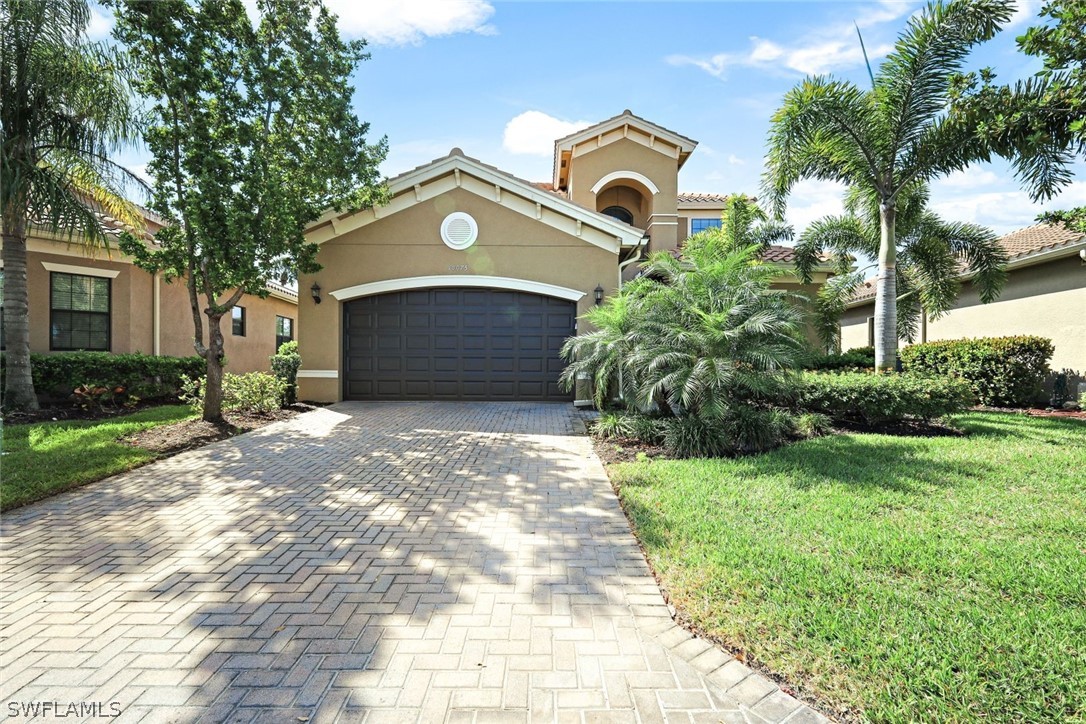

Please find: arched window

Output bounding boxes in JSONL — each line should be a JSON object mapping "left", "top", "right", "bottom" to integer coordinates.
{"left": 601, "top": 205, "right": 634, "bottom": 225}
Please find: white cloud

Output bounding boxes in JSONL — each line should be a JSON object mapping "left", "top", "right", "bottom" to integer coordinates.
{"left": 933, "top": 166, "right": 1002, "bottom": 190}
{"left": 1007, "top": 0, "right": 1042, "bottom": 28}
{"left": 86, "top": 3, "right": 114, "bottom": 40}
{"left": 783, "top": 179, "right": 848, "bottom": 233}
{"left": 929, "top": 180, "right": 1086, "bottom": 235}
{"left": 667, "top": 0, "right": 908, "bottom": 79}
{"left": 727, "top": 154, "right": 746, "bottom": 166}
{"left": 502, "top": 111, "right": 592, "bottom": 156}
{"left": 324, "top": 0, "right": 496, "bottom": 45}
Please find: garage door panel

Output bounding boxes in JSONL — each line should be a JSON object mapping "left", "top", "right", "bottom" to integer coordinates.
{"left": 344, "top": 288, "right": 574, "bottom": 401}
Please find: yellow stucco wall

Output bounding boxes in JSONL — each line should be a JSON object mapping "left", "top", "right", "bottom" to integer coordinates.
{"left": 297, "top": 186, "right": 619, "bottom": 402}
{"left": 840, "top": 255, "right": 1085, "bottom": 372}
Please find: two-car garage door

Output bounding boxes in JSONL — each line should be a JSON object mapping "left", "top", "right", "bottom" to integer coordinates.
{"left": 343, "top": 288, "right": 576, "bottom": 401}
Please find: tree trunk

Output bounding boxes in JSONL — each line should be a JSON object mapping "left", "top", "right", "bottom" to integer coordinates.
{"left": 1, "top": 211, "right": 40, "bottom": 411}
{"left": 874, "top": 202, "right": 898, "bottom": 373}
{"left": 202, "top": 313, "right": 226, "bottom": 422}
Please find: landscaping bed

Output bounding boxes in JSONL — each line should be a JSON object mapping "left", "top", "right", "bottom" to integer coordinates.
{"left": 121, "top": 403, "right": 317, "bottom": 454}
{"left": 605, "top": 411, "right": 1086, "bottom": 722}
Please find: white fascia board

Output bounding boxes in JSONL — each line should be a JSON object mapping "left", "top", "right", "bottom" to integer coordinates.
{"left": 555, "top": 115, "right": 696, "bottom": 155}
{"left": 329, "top": 275, "right": 587, "bottom": 303}
{"left": 307, "top": 156, "right": 643, "bottom": 251}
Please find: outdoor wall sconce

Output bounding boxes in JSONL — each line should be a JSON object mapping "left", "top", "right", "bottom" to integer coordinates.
{"left": 311, "top": 282, "right": 322, "bottom": 304}
{"left": 594, "top": 284, "right": 604, "bottom": 305}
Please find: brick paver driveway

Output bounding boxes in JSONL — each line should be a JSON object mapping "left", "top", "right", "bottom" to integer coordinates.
{"left": 1, "top": 403, "right": 827, "bottom": 723}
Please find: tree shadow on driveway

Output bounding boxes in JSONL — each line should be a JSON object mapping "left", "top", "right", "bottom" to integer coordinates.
{"left": 0, "top": 402, "right": 692, "bottom": 723}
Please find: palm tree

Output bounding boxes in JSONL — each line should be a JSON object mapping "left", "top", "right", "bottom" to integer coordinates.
{"left": 793, "top": 183, "right": 1007, "bottom": 348}
{"left": 561, "top": 196, "right": 805, "bottom": 415}
{"left": 763, "top": 0, "right": 1072, "bottom": 371}
{"left": 1, "top": 0, "right": 144, "bottom": 411}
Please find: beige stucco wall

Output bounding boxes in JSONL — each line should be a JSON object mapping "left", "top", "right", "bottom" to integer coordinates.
{"left": 297, "top": 186, "right": 619, "bottom": 402}
{"left": 840, "top": 255, "right": 1086, "bottom": 371}
{"left": 157, "top": 281, "right": 297, "bottom": 373}
{"left": 10, "top": 235, "right": 296, "bottom": 373}
{"left": 23, "top": 248, "right": 152, "bottom": 355}
{"left": 567, "top": 138, "right": 679, "bottom": 254}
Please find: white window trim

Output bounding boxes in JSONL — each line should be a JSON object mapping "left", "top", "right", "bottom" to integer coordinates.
{"left": 297, "top": 370, "right": 338, "bottom": 379}
{"left": 41, "top": 261, "right": 121, "bottom": 279}
{"left": 590, "top": 170, "right": 660, "bottom": 196}
{"left": 329, "top": 275, "right": 586, "bottom": 302}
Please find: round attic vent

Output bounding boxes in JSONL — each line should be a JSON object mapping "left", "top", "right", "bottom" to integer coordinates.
{"left": 440, "top": 212, "right": 478, "bottom": 250}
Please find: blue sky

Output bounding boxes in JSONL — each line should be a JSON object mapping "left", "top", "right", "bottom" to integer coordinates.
{"left": 95, "top": 0, "right": 1085, "bottom": 236}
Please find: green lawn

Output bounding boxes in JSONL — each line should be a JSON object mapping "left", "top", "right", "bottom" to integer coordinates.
{"left": 609, "top": 412, "right": 1086, "bottom": 723}
{"left": 1, "top": 405, "right": 195, "bottom": 510}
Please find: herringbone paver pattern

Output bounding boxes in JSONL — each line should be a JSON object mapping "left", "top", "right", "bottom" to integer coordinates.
{"left": 0, "top": 402, "right": 829, "bottom": 723}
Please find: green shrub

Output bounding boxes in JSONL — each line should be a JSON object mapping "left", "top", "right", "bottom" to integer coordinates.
{"left": 270, "top": 341, "right": 302, "bottom": 406}
{"left": 0, "top": 352, "right": 205, "bottom": 404}
{"left": 803, "top": 346, "right": 875, "bottom": 371}
{"left": 793, "top": 412, "right": 832, "bottom": 437}
{"left": 795, "top": 371, "right": 974, "bottom": 424}
{"left": 181, "top": 372, "right": 287, "bottom": 415}
{"left": 900, "top": 336, "right": 1053, "bottom": 407}
{"left": 663, "top": 407, "right": 793, "bottom": 458}
{"left": 592, "top": 411, "right": 634, "bottom": 439}
{"left": 628, "top": 414, "right": 666, "bottom": 445}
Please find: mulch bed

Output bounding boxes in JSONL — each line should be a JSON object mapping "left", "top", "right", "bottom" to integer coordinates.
{"left": 593, "top": 438, "right": 670, "bottom": 465}
{"left": 121, "top": 403, "right": 319, "bottom": 455}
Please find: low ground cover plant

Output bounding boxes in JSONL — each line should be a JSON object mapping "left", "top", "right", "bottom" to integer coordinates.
{"left": 901, "top": 335, "right": 1053, "bottom": 407}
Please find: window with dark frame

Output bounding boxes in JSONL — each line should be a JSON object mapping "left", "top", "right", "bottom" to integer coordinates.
{"left": 50, "top": 272, "right": 111, "bottom": 351}
{"left": 690, "top": 218, "right": 723, "bottom": 234}
{"left": 867, "top": 317, "right": 875, "bottom": 347}
{"left": 275, "top": 315, "right": 293, "bottom": 351}
{"left": 232, "top": 306, "right": 246, "bottom": 336}
{"left": 600, "top": 205, "right": 634, "bottom": 225}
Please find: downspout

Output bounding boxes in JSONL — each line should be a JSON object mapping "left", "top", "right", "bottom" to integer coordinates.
{"left": 153, "top": 272, "right": 161, "bottom": 355}
{"left": 612, "top": 234, "right": 649, "bottom": 406}
{"left": 618, "top": 234, "right": 649, "bottom": 289}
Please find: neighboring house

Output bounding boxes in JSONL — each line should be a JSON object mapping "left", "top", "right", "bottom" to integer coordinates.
{"left": 0, "top": 208, "right": 298, "bottom": 374}
{"left": 840, "top": 223, "right": 1086, "bottom": 372}
{"left": 297, "top": 110, "right": 835, "bottom": 404}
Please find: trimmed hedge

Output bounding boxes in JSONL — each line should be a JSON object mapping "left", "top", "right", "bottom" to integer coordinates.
{"left": 795, "top": 371, "right": 975, "bottom": 424}
{"left": 804, "top": 346, "right": 876, "bottom": 371}
{"left": 900, "top": 336, "right": 1053, "bottom": 407}
{"left": 1, "top": 352, "right": 206, "bottom": 403}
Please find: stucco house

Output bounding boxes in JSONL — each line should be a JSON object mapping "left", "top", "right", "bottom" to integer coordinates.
{"left": 839, "top": 223, "right": 1086, "bottom": 372}
{"left": 297, "top": 110, "right": 834, "bottom": 404}
{"left": 0, "top": 207, "right": 298, "bottom": 374}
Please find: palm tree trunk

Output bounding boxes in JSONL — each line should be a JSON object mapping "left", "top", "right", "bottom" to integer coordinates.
{"left": 202, "top": 313, "right": 226, "bottom": 422}
{"left": 874, "top": 202, "right": 898, "bottom": 373}
{"left": 1, "top": 209, "right": 40, "bottom": 411}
